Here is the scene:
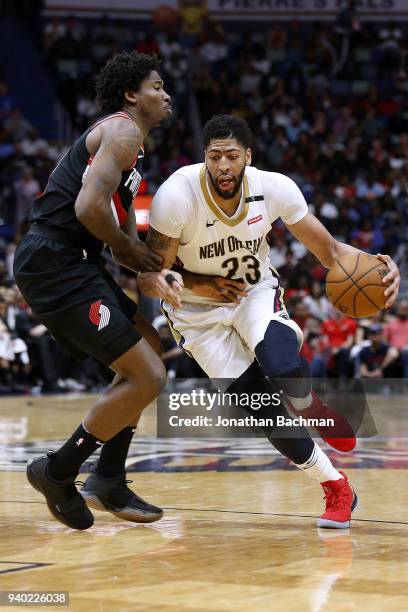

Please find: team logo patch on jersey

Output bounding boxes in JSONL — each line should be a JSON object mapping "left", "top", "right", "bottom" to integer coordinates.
{"left": 248, "top": 214, "right": 263, "bottom": 225}
{"left": 89, "top": 300, "right": 110, "bottom": 331}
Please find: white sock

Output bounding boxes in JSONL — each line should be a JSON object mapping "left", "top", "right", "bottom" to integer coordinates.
{"left": 287, "top": 392, "right": 313, "bottom": 411}
{"left": 296, "top": 443, "right": 342, "bottom": 483}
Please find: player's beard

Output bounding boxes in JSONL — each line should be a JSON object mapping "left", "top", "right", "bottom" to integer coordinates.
{"left": 207, "top": 166, "right": 246, "bottom": 200}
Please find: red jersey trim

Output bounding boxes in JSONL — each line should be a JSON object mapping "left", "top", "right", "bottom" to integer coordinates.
{"left": 112, "top": 192, "right": 127, "bottom": 225}
{"left": 90, "top": 113, "right": 141, "bottom": 171}
{"left": 90, "top": 111, "right": 133, "bottom": 130}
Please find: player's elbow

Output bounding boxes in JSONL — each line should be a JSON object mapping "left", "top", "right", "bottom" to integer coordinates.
{"left": 74, "top": 196, "right": 87, "bottom": 221}
{"left": 75, "top": 196, "right": 97, "bottom": 226}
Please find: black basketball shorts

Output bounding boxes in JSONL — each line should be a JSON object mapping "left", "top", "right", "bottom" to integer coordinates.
{"left": 13, "top": 232, "right": 141, "bottom": 366}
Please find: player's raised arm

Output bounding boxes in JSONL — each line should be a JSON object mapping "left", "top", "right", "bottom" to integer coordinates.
{"left": 287, "top": 211, "right": 400, "bottom": 308}
{"left": 74, "top": 119, "right": 162, "bottom": 272}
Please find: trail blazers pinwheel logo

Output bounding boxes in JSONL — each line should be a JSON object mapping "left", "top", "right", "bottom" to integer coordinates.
{"left": 89, "top": 300, "right": 110, "bottom": 331}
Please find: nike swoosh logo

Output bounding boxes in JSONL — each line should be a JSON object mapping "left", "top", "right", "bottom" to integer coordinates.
{"left": 206, "top": 220, "right": 218, "bottom": 227}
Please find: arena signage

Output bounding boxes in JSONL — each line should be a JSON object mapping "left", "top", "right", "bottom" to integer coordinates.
{"left": 208, "top": 0, "right": 405, "bottom": 13}
{"left": 45, "top": 0, "right": 408, "bottom": 16}
{"left": 45, "top": 0, "right": 177, "bottom": 11}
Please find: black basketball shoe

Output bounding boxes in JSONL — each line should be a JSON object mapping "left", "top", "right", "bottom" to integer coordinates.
{"left": 26, "top": 451, "right": 94, "bottom": 530}
{"left": 81, "top": 467, "right": 163, "bottom": 523}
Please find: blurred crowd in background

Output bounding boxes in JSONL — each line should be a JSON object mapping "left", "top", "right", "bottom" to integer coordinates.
{"left": 0, "top": 6, "right": 407, "bottom": 393}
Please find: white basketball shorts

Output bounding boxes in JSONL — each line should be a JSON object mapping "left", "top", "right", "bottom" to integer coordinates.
{"left": 161, "top": 278, "right": 303, "bottom": 379}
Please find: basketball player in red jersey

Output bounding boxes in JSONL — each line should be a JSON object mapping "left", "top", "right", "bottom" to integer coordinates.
{"left": 14, "top": 52, "right": 182, "bottom": 530}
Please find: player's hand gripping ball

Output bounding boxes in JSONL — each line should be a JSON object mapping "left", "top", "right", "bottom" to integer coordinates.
{"left": 326, "top": 251, "right": 391, "bottom": 318}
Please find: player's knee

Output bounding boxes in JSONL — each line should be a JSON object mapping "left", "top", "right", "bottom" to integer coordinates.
{"left": 127, "top": 368, "right": 166, "bottom": 410}
{"left": 113, "top": 343, "right": 166, "bottom": 398}
{"left": 138, "top": 357, "right": 166, "bottom": 397}
{"left": 255, "top": 321, "right": 301, "bottom": 377}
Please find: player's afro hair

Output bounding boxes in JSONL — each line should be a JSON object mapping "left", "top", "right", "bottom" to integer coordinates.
{"left": 203, "top": 115, "right": 252, "bottom": 149}
{"left": 95, "top": 51, "right": 161, "bottom": 115}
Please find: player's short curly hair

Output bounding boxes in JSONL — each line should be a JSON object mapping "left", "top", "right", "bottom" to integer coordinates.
{"left": 95, "top": 52, "right": 161, "bottom": 115}
{"left": 203, "top": 115, "right": 252, "bottom": 149}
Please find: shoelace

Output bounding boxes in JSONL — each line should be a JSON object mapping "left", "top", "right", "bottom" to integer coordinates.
{"left": 323, "top": 485, "right": 349, "bottom": 510}
{"left": 112, "top": 478, "right": 133, "bottom": 489}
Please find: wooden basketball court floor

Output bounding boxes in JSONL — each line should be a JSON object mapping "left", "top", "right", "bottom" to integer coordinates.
{"left": 0, "top": 393, "right": 408, "bottom": 611}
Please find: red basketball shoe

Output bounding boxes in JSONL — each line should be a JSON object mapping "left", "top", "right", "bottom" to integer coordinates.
{"left": 287, "top": 390, "right": 356, "bottom": 453}
{"left": 318, "top": 470, "right": 358, "bottom": 528}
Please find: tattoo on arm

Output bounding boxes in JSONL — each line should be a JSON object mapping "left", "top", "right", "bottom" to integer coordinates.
{"left": 147, "top": 227, "right": 173, "bottom": 251}
{"left": 145, "top": 227, "right": 179, "bottom": 268}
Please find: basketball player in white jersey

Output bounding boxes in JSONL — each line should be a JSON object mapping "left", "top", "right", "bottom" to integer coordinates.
{"left": 140, "top": 114, "right": 400, "bottom": 528}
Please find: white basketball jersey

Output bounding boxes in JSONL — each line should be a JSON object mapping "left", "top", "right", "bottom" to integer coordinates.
{"left": 149, "top": 163, "right": 308, "bottom": 304}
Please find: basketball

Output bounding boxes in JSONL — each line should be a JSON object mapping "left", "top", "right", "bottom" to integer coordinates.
{"left": 326, "top": 251, "right": 389, "bottom": 318}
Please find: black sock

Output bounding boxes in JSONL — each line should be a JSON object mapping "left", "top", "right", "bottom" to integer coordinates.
{"left": 50, "top": 423, "right": 105, "bottom": 480}
{"left": 96, "top": 426, "right": 136, "bottom": 478}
